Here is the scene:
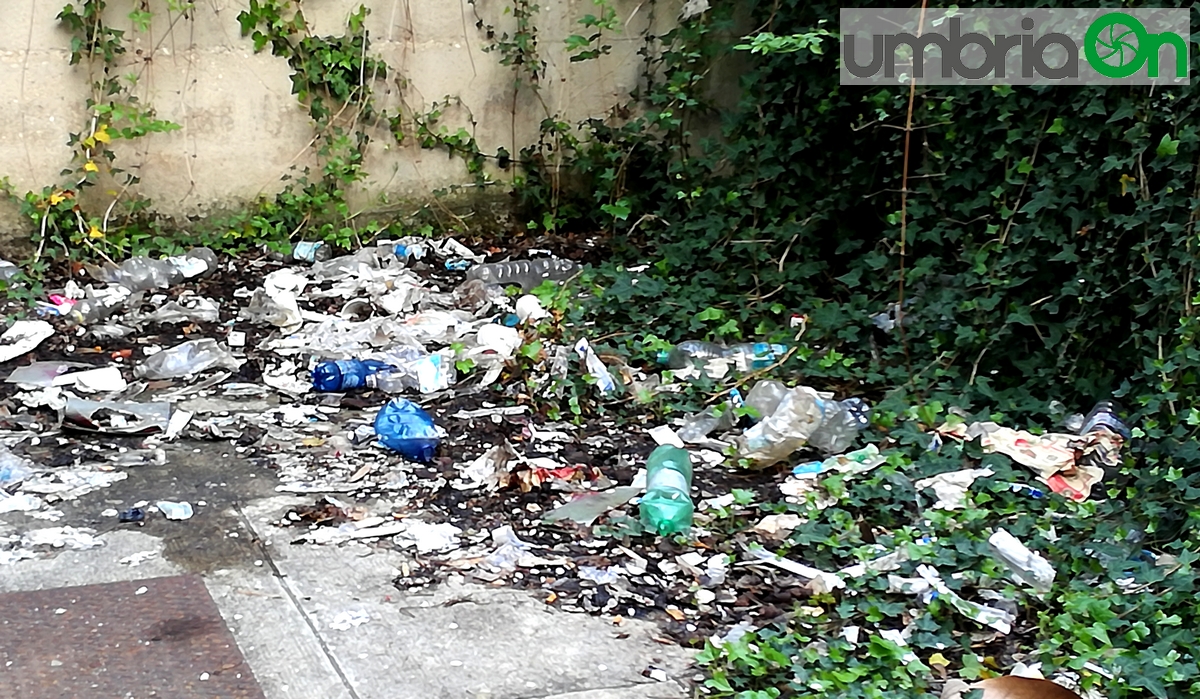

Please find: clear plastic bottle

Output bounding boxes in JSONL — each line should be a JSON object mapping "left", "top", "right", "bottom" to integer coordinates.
{"left": 464, "top": 258, "right": 580, "bottom": 291}
{"left": 374, "top": 398, "right": 440, "bottom": 462}
{"left": 807, "top": 398, "right": 872, "bottom": 455}
{"left": 311, "top": 359, "right": 392, "bottom": 392}
{"left": 639, "top": 445, "right": 695, "bottom": 535}
{"left": 268, "top": 241, "right": 334, "bottom": 264}
{"left": 0, "top": 260, "right": 19, "bottom": 282}
{"left": 659, "top": 341, "right": 788, "bottom": 371}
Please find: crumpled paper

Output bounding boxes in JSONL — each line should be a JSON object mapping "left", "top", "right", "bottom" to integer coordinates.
{"left": 915, "top": 467, "right": 995, "bottom": 510}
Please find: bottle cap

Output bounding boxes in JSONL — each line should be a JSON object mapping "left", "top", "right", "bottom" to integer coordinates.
{"left": 656, "top": 350, "right": 670, "bottom": 364}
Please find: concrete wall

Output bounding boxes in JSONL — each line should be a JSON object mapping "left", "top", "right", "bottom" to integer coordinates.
{"left": 0, "top": 0, "right": 678, "bottom": 244}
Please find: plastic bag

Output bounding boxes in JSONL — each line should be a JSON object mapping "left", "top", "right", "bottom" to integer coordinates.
{"left": 135, "top": 339, "right": 244, "bottom": 379}
{"left": 374, "top": 398, "right": 440, "bottom": 462}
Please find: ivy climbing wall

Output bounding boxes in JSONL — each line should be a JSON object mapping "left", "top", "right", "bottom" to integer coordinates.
{"left": 0, "top": 0, "right": 673, "bottom": 229}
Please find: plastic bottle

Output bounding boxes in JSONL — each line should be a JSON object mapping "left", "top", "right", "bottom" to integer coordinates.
{"left": 364, "top": 349, "right": 454, "bottom": 394}
{"left": 659, "top": 341, "right": 788, "bottom": 372}
{"left": 1080, "top": 400, "right": 1130, "bottom": 439}
{"left": 659, "top": 341, "right": 727, "bottom": 369}
{"left": 464, "top": 258, "right": 580, "bottom": 291}
{"left": 374, "top": 398, "right": 440, "bottom": 462}
{"left": 807, "top": 397, "right": 871, "bottom": 455}
{"left": 269, "top": 241, "right": 333, "bottom": 264}
{"left": 0, "top": 260, "right": 19, "bottom": 282}
{"left": 639, "top": 445, "right": 695, "bottom": 535}
{"left": 311, "top": 359, "right": 393, "bottom": 392}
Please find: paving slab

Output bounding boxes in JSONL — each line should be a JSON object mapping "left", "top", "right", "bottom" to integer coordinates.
{"left": 240, "top": 496, "right": 697, "bottom": 699}
{"left": 0, "top": 574, "right": 264, "bottom": 698}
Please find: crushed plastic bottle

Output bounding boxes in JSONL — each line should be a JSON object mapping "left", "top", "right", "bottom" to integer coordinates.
{"left": 0, "top": 447, "right": 35, "bottom": 486}
{"left": 639, "top": 445, "right": 695, "bottom": 535}
{"left": 464, "top": 258, "right": 580, "bottom": 291}
{"left": 677, "top": 390, "right": 743, "bottom": 443}
{"left": 659, "top": 341, "right": 788, "bottom": 372}
{"left": 374, "top": 398, "right": 440, "bottom": 462}
{"left": 737, "top": 385, "right": 827, "bottom": 466}
{"left": 135, "top": 339, "right": 244, "bottom": 379}
{"left": 1080, "top": 400, "right": 1130, "bottom": 439}
{"left": 268, "top": 241, "right": 333, "bottom": 264}
{"left": 311, "top": 359, "right": 392, "bottom": 392}
{"left": 807, "top": 397, "right": 871, "bottom": 455}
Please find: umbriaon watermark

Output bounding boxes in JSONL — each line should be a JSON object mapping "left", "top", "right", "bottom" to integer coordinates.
{"left": 841, "top": 8, "right": 1190, "bottom": 85}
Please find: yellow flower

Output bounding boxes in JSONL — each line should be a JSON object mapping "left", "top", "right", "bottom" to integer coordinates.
{"left": 88, "top": 225, "right": 104, "bottom": 239}
{"left": 93, "top": 126, "right": 111, "bottom": 144}
{"left": 48, "top": 191, "right": 66, "bottom": 206}
{"left": 83, "top": 161, "right": 99, "bottom": 173}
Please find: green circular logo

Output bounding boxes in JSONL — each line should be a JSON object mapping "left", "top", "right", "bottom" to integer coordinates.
{"left": 1085, "top": 12, "right": 1149, "bottom": 78}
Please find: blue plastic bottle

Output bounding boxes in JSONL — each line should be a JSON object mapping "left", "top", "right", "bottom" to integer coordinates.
{"left": 374, "top": 398, "right": 440, "bottom": 462}
{"left": 311, "top": 359, "right": 392, "bottom": 391}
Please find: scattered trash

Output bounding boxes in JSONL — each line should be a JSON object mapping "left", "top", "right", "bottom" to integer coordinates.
{"left": 374, "top": 398, "right": 440, "bottom": 462}
{"left": 938, "top": 417, "right": 1124, "bottom": 501}
{"left": 736, "top": 385, "right": 826, "bottom": 465}
{"left": 0, "top": 320, "right": 55, "bottom": 363}
{"left": 659, "top": 341, "right": 787, "bottom": 373}
{"left": 464, "top": 258, "right": 579, "bottom": 291}
{"left": 676, "top": 391, "right": 742, "bottom": 444}
{"left": 157, "top": 501, "right": 195, "bottom": 521}
{"left": 573, "top": 338, "right": 616, "bottom": 393}
{"left": 327, "top": 608, "right": 371, "bottom": 631}
{"left": 544, "top": 485, "right": 643, "bottom": 526}
{"left": 639, "top": 446, "right": 694, "bottom": 535}
{"left": 752, "top": 513, "right": 804, "bottom": 539}
{"left": 889, "top": 564, "right": 1015, "bottom": 634}
{"left": 515, "top": 295, "right": 550, "bottom": 323}
{"left": 118, "top": 508, "right": 146, "bottom": 523}
{"left": 118, "top": 550, "right": 158, "bottom": 566}
{"left": 311, "top": 358, "right": 392, "bottom": 391}
{"left": 64, "top": 397, "right": 171, "bottom": 435}
{"left": 744, "top": 544, "right": 845, "bottom": 593}
{"left": 915, "top": 467, "right": 996, "bottom": 510}
{"left": 988, "top": 529, "right": 1056, "bottom": 594}
{"left": 394, "top": 520, "right": 461, "bottom": 554}
{"left": 0, "top": 447, "right": 36, "bottom": 486}
{"left": 135, "top": 339, "right": 244, "bottom": 379}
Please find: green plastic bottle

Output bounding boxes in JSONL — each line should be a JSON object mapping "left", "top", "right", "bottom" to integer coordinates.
{"left": 639, "top": 445, "right": 695, "bottom": 535}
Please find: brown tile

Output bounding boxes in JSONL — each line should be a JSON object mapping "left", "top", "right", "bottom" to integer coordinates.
{"left": 0, "top": 575, "right": 264, "bottom": 698}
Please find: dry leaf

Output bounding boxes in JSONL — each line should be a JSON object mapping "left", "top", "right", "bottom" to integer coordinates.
{"left": 666, "top": 608, "right": 687, "bottom": 621}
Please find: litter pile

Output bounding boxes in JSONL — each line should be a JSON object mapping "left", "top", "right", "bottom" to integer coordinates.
{"left": 0, "top": 241, "right": 1137, "bottom": 695}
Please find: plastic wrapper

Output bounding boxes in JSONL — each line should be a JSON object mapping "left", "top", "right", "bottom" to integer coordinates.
{"left": 65, "top": 397, "right": 171, "bottom": 435}
{"left": 141, "top": 298, "right": 220, "bottom": 325}
{"left": 0, "top": 447, "right": 36, "bottom": 486}
{"left": 135, "top": 339, "right": 244, "bottom": 379}
{"left": 737, "top": 385, "right": 829, "bottom": 465}
{"left": 988, "top": 529, "right": 1056, "bottom": 594}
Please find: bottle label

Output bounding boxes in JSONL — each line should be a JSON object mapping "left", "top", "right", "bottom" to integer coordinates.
{"left": 648, "top": 467, "right": 690, "bottom": 494}
{"left": 294, "top": 241, "right": 324, "bottom": 262}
